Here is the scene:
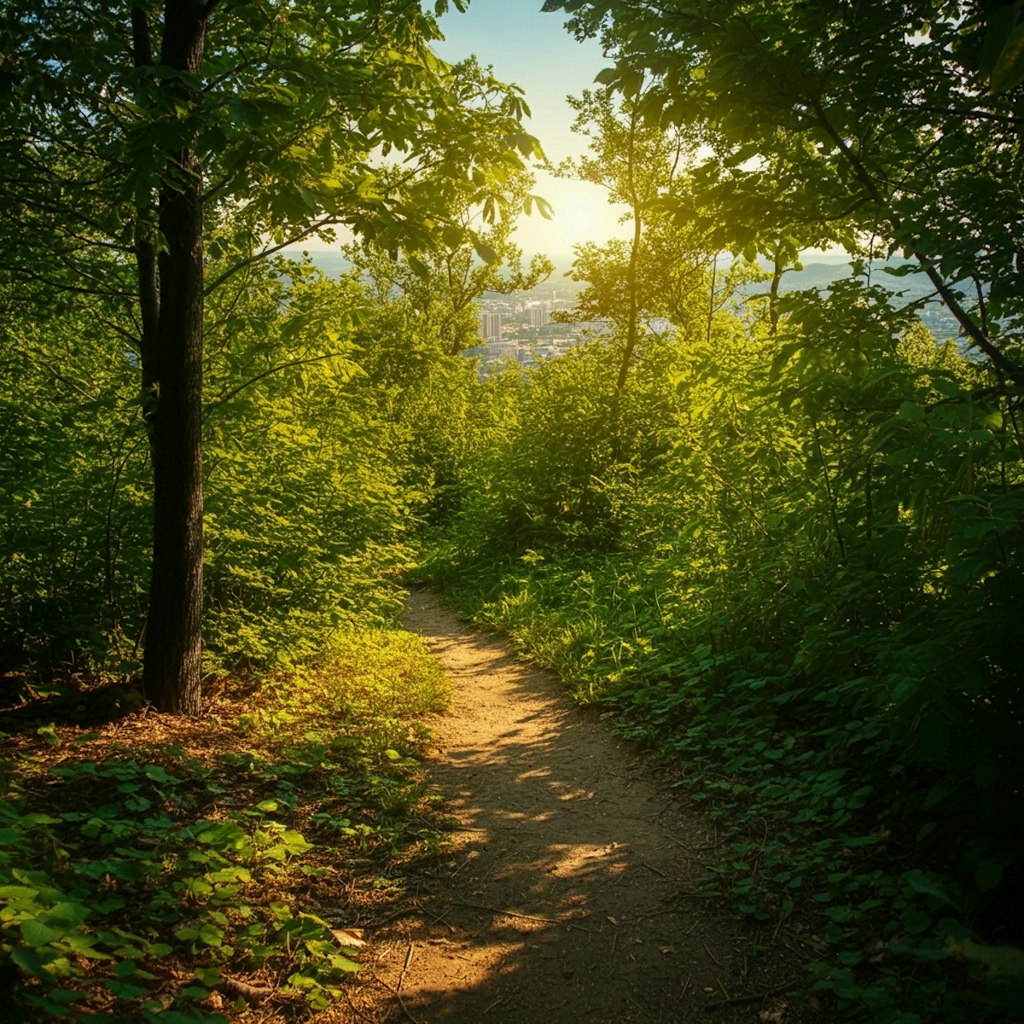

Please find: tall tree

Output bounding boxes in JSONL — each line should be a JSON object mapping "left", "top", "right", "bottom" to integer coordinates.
{"left": 557, "top": 86, "right": 698, "bottom": 391}
{"left": 1, "top": 0, "right": 541, "bottom": 712}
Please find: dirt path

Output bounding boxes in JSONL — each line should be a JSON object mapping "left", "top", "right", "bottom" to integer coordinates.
{"left": 341, "top": 588, "right": 817, "bottom": 1024}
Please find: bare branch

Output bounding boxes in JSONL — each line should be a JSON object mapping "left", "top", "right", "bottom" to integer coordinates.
{"left": 204, "top": 352, "right": 353, "bottom": 418}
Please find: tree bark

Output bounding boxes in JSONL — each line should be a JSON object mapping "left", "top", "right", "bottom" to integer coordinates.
{"left": 143, "top": 0, "right": 209, "bottom": 714}
{"left": 769, "top": 246, "right": 783, "bottom": 336}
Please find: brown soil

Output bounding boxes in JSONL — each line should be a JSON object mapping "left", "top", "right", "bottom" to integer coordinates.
{"left": 340, "top": 588, "right": 826, "bottom": 1024}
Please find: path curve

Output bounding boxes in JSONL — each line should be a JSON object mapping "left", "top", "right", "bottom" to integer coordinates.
{"left": 342, "top": 588, "right": 815, "bottom": 1024}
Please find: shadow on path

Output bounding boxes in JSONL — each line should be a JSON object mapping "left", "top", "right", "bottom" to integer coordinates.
{"left": 354, "top": 588, "right": 809, "bottom": 1024}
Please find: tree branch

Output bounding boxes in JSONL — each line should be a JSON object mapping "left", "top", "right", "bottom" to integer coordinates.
{"left": 204, "top": 352, "right": 353, "bottom": 419}
{"left": 0, "top": 262, "right": 133, "bottom": 300}
{"left": 202, "top": 217, "right": 340, "bottom": 297}
{"left": 810, "top": 96, "right": 1024, "bottom": 386}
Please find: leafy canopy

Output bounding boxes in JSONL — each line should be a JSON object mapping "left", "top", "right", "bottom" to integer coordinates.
{"left": 544, "top": 0, "right": 1024, "bottom": 382}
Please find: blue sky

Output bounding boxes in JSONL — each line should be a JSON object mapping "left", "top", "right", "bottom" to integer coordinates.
{"left": 434, "top": 0, "right": 604, "bottom": 160}
{"left": 434, "top": 0, "right": 630, "bottom": 262}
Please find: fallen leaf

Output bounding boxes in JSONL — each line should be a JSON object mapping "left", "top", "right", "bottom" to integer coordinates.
{"left": 331, "top": 928, "right": 367, "bottom": 948}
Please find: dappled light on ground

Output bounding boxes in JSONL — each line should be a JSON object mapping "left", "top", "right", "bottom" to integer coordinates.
{"left": 336, "top": 588, "right": 820, "bottom": 1024}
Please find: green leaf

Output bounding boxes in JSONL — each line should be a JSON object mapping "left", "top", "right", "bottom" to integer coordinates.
{"left": 976, "top": 857, "right": 1006, "bottom": 894}
{"left": 21, "top": 918, "right": 59, "bottom": 947}
{"left": 897, "top": 401, "right": 925, "bottom": 423}
{"left": 0, "top": 884, "right": 43, "bottom": 900}
{"left": 904, "top": 869, "right": 959, "bottom": 909}
{"left": 195, "top": 821, "right": 248, "bottom": 849}
{"left": 10, "top": 945, "right": 51, "bottom": 978}
{"left": 526, "top": 194, "right": 555, "bottom": 220}
{"left": 472, "top": 238, "right": 498, "bottom": 264}
{"left": 36, "top": 723, "right": 60, "bottom": 746}
{"left": 989, "top": 23, "right": 1024, "bottom": 92}
{"left": 143, "top": 764, "right": 178, "bottom": 785}
{"left": 930, "top": 375, "right": 963, "bottom": 398}
{"left": 63, "top": 934, "right": 111, "bottom": 960}
{"left": 902, "top": 908, "right": 931, "bottom": 935}
{"left": 45, "top": 901, "right": 91, "bottom": 927}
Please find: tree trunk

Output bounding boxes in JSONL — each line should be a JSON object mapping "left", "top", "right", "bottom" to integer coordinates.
{"left": 769, "top": 246, "right": 783, "bottom": 336}
{"left": 143, "top": 0, "right": 208, "bottom": 714}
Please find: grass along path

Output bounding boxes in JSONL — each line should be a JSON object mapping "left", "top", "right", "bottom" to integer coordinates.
{"left": 341, "top": 587, "right": 828, "bottom": 1024}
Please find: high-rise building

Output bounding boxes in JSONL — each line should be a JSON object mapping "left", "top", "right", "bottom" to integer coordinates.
{"left": 527, "top": 305, "right": 549, "bottom": 328}
{"left": 479, "top": 311, "right": 502, "bottom": 339}
{"left": 488, "top": 339, "right": 518, "bottom": 362}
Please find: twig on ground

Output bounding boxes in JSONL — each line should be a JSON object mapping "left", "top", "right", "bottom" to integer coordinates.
{"left": 638, "top": 861, "right": 667, "bottom": 878}
{"left": 702, "top": 940, "right": 724, "bottom": 968}
{"left": 423, "top": 907, "right": 456, "bottom": 933}
{"left": 218, "top": 976, "right": 277, "bottom": 1002}
{"left": 369, "top": 902, "right": 425, "bottom": 928}
{"left": 625, "top": 994, "right": 658, "bottom": 1021}
{"left": 397, "top": 941, "right": 415, "bottom": 992}
{"left": 450, "top": 851, "right": 477, "bottom": 877}
{"left": 455, "top": 901, "right": 593, "bottom": 929}
{"left": 371, "top": 976, "right": 423, "bottom": 1024}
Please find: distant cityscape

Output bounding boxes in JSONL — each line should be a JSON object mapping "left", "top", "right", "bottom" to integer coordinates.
{"left": 463, "top": 282, "right": 604, "bottom": 370}
{"left": 464, "top": 260, "right": 964, "bottom": 374}
{"left": 302, "top": 252, "right": 966, "bottom": 372}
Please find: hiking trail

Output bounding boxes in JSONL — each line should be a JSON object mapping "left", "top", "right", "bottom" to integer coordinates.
{"left": 339, "top": 587, "right": 820, "bottom": 1024}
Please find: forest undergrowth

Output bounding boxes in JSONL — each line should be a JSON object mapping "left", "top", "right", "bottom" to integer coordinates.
{"left": 0, "top": 631, "right": 450, "bottom": 1023}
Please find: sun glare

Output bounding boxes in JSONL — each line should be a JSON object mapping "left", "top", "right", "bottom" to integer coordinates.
{"left": 517, "top": 168, "right": 632, "bottom": 264}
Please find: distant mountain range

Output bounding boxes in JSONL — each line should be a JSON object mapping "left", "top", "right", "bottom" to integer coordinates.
{"left": 299, "top": 249, "right": 917, "bottom": 289}
{"left": 772, "top": 259, "right": 931, "bottom": 296}
{"left": 300, "top": 251, "right": 352, "bottom": 278}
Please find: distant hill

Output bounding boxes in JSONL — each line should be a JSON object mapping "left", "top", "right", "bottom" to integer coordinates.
{"left": 775, "top": 259, "right": 931, "bottom": 297}
{"left": 298, "top": 249, "right": 960, "bottom": 340}
{"left": 770, "top": 259, "right": 961, "bottom": 340}
{"left": 284, "top": 250, "right": 353, "bottom": 278}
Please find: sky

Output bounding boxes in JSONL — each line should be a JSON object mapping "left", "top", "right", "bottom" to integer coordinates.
{"left": 432, "top": 0, "right": 630, "bottom": 263}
